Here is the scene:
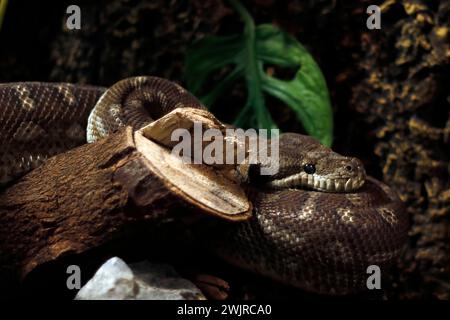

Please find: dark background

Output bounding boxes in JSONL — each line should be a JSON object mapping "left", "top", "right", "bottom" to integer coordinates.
{"left": 0, "top": 0, "right": 449, "bottom": 299}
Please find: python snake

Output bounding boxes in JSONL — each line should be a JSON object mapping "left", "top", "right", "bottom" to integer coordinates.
{"left": 0, "top": 76, "right": 408, "bottom": 295}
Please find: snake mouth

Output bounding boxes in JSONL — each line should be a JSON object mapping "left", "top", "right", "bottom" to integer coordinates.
{"left": 309, "top": 176, "right": 365, "bottom": 192}
{"left": 266, "top": 171, "right": 366, "bottom": 192}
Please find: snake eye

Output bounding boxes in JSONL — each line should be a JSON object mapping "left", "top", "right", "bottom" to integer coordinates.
{"left": 303, "top": 163, "right": 316, "bottom": 174}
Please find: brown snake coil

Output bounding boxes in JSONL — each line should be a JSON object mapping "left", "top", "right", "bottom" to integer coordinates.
{"left": 0, "top": 76, "right": 408, "bottom": 295}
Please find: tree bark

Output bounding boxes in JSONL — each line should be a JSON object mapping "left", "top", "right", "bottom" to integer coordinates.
{"left": 0, "top": 127, "right": 181, "bottom": 285}
{"left": 0, "top": 123, "right": 251, "bottom": 291}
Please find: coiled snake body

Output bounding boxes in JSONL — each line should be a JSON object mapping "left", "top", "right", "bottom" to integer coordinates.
{"left": 0, "top": 77, "right": 408, "bottom": 295}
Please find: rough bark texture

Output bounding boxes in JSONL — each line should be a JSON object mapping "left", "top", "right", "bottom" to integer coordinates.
{"left": 0, "top": 127, "right": 182, "bottom": 294}
{"left": 349, "top": 1, "right": 450, "bottom": 299}
{"left": 0, "top": 0, "right": 448, "bottom": 299}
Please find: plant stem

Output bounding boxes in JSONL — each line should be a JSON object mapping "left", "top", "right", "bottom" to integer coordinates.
{"left": 228, "top": 0, "right": 275, "bottom": 129}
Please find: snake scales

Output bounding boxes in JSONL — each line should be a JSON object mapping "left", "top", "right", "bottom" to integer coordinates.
{"left": 0, "top": 76, "right": 408, "bottom": 295}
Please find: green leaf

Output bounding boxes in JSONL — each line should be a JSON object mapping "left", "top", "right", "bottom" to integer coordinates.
{"left": 256, "top": 24, "right": 333, "bottom": 147}
{"left": 184, "top": 1, "right": 333, "bottom": 146}
{"left": 185, "top": 35, "right": 245, "bottom": 107}
{"left": 186, "top": 34, "right": 245, "bottom": 95}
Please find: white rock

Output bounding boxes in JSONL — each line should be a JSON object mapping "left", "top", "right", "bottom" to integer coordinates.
{"left": 75, "top": 257, "right": 205, "bottom": 300}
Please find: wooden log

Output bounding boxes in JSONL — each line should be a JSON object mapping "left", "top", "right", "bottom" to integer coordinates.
{"left": 0, "top": 128, "right": 152, "bottom": 282}
{"left": 0, "top": 126, "right": 250, "bottom": 290}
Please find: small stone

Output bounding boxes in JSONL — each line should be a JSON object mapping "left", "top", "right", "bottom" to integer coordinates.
{"left": 75, "top": 257, "right": 205, "bottom": 300}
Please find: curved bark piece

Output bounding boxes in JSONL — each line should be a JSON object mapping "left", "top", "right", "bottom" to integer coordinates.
{"left": 0, "top": 126, "right": 251, "bottom": 285}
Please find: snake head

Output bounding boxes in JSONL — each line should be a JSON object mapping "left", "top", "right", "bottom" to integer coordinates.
{"left": 249, "top": 133, "right": 366, "bottom": 192}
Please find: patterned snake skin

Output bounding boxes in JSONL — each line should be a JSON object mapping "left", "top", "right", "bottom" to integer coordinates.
{"left": 0, "top": 76, "right": 408, "bottom": 294}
